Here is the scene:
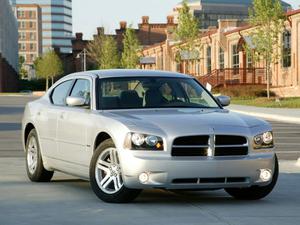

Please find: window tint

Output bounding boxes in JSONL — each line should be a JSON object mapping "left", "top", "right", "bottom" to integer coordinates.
{"left": 70, "top": 79, "right": 91, "bottom": 106}
{"left": 51, "top": 80, "right": 73, "bottom": 106}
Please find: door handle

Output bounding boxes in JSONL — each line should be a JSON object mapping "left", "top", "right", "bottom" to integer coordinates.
{"left": 60, "top": 112, "right": 66, "bottom": 119}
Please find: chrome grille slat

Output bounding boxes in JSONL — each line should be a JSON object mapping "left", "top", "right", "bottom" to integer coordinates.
{"left": 172, "top": 135, "right": 248, "bottom": 157}
{"left": 172, "top": 145, "right": 210, "bottom": 148}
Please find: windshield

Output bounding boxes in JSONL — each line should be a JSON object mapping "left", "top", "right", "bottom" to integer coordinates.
{"left": 98, "top": 77, "right": 220, "bottom": 110}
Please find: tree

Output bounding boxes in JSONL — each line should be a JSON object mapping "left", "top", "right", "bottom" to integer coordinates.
{"left": 34, "top": 50, "right": 64, "bottom": 90}
{"left": 121, "top": 26, "right": 140, "bottom": 68}
{"left": 18, "top": 56, "right": 28, "bottom": 79}
{"left": 247, "top": 0, "right": 285, "bottom": 98}
{"left": 174, "top": 0, "right": 200, "bottom": 63}
{"left": 87, "top": 33, "right": 119, "bottom": 69}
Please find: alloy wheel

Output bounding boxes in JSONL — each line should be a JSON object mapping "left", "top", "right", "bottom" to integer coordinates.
{"left": 27, "top": 136, "right": 38, "bottom": 175}
{"left": 95, "top": 148, "right": 123, "bottom": 194}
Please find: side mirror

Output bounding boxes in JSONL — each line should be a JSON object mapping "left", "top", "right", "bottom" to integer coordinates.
{"left": 66, "top": 96, "right": 86, "bottom": 107}
{"left": 216, "top": 95, "right": 231, "bottom": 107}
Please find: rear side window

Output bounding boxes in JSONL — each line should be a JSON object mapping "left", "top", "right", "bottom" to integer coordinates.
{"left": 51, "top": 80, "right": 73, "bottom": 106}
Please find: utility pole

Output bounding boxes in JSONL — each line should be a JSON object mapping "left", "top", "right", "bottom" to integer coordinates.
{"left": 76, "top": 48, "right": 87, "bottom": 71}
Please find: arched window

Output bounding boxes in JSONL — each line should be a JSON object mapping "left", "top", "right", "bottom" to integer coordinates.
{"left": 219, "top": 47, "right": 224, "bottom": 69}
{"left": 206, "top": 46, "right": 211, "bottom": 73}
{"left": 282, "top": 30, "right": 291, "bottom": 68}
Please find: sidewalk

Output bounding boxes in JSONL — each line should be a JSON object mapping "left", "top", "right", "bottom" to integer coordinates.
{"left": 228, "top": 104, "right": 300, "bottom": 124}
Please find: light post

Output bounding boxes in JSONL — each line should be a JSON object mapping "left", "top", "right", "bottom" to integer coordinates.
{"left": 76, "top": 48, "right": 87, "bottom": 71}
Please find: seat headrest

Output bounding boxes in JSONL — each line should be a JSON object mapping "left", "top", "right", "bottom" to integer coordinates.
{"left": 120, "top": 90, "right": 142, "bottom": 108}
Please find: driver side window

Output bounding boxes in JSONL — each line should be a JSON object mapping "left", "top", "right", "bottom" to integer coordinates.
{"left": 70, "top": 79, "right": 91, "bottom": 107}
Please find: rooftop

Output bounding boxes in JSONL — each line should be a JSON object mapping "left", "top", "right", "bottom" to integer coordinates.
{"left": 179, "top": 0, "right": 291, "bottom": 7}
{"left": 68, "top": 69, "right": 190, "bottom": 79}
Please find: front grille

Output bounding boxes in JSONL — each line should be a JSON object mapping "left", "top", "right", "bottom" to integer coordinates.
{"left": 171, "top": 135, "right": 248, "bottom": 157}
{"left": 172, "top": 135, "right": 209, "bottom": 156}
{"left": 172, "top": 177, "right": 248, "bottom": 184}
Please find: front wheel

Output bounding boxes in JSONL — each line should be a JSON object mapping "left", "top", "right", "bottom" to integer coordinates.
{"left": 225, "top": 155, "right": 279, "bottom": 200}
{"left": 25, "top": 129, "right": 54, "bottom": 182}
{"left": 89, "top": 139, "right": 141, "bottom": 203}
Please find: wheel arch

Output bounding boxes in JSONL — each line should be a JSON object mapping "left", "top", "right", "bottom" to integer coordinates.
{"left": 94, "top": 132, "right": 113, "bottom": 151}
{"left": 24, "top": 123, "right": 36, "bottom": 145}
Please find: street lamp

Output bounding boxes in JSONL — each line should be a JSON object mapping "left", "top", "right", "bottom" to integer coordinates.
{"left": 76, "top": 48, "right": 87, "bottom": 71}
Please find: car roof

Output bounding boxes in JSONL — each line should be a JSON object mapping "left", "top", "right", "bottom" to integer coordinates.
{"left": 65, "top": 69, "right": 191, "bottom": 79}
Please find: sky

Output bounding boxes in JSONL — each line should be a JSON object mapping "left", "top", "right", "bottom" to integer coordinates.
{"left": 72, "top": 0, "right": 300, "bottom": 40}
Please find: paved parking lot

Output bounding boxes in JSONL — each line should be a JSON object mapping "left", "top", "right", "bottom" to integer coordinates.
{"left": 0, "top": 96, "right": 300, "bottom": 225}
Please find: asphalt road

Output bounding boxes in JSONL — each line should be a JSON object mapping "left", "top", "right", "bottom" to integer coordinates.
{"left": 0, "top": 96, "right": 300, "bottom": 225}
{"left": 0, "top": 96, "right": 299, "bottom": 160}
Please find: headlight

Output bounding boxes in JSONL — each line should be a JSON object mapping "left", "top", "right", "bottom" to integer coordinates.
{"left": 253, "top": 131, "right": 274, "bottom": 149}
{"left": 124, "top": 133, "right": 164, "bottom": 151}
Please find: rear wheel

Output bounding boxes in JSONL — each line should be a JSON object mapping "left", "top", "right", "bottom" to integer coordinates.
{"left": 90, "top": 139, "right": 141, "bottom": 203}
{"left": 225, "top": 155, "right": 279, "bottom": 200}
{"left": 25, "top": 129, "right": 54, "bottom": 182}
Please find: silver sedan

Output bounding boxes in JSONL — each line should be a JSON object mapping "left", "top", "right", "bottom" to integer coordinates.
{"left": 22, "top": 69, "right": 278, "bottom": 203}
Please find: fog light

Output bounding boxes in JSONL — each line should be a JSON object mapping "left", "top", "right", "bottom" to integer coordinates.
{"left": 260, "top": 169, "right": 272, "bottom": 182}
{"left": 139, "top": 172, "right": 149, "bottom": 183}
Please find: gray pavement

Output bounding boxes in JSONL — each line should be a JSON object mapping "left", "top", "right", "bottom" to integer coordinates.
{"left": 269, "top": 120, "right": 300, "bottom": 160}
{"left": 228, "top": 104, "right": 300, "bottom": 124}
{"left": 0, "top": 96, "right": 300, "bottom": 225}
{"left": 0, "top": 157, "right": 300, "bottom": 225}
{"left": 0, "top": 96, "right": 37, "bottom": 158}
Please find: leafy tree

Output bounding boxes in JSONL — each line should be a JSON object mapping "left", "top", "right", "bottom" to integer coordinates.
{"left": 87, "top": 33, "right": 119, "bottom": 69}
{"left": 18, "top": 56, "right": 28, "bottom": 79}
{"left": 174, "top": 0, "right": 200, "bottom": 63}
{"left": 121, "top": 26, "right": 140, "bottom": 68}
{"left": 34, "top": 50, "right": 64, "bottom": 90}
{"left": 247, "top": 0, "right": 285, "bottom": 98}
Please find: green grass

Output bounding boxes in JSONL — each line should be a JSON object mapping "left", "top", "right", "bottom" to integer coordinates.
{"left": 0, "top": 93, "right": 30, "bottom": 96}
{"left": 231, "top": 97, "right": 300, "bottom": 108}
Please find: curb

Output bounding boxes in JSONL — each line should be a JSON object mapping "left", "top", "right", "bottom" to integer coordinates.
{"left": 279, "top": 160, "right": 300, "bottom": 173}
{"left": 297, "top": 158, "right": 300, "bottom": 167}
{"left": 231, "top": 109, "right": 300, "bottom": 125}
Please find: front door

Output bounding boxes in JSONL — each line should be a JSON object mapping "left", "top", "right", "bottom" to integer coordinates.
{"left": 37, "top": 79, "right": 74, "bottom": 159}
{"left": 56, "top": 78, "right": 92, "bottom": 168}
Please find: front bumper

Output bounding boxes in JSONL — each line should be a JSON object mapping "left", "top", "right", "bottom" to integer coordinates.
{"left": 119, "top": 150, "right": 276, "bottom": 189}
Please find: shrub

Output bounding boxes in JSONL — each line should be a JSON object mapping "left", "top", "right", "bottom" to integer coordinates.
{"left": 213, "top": 85, "right": 276, "bottom": 98}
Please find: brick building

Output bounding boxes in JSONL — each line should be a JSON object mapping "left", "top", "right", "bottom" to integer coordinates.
{"left": 14, "top": 4, "right": 42, "bottom": 78}
{"left": 69, "top": 16, "right": 176, "bottom": 73}
{"left": 141, "top": 9, "right": 300, "bottom": 89}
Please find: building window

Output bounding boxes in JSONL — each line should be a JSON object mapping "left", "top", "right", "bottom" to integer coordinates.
{"left": 247, "top": 51, "right": 253, "bottom": 68}
{"left": 29, "top": 43, "right": 35, "bottom": 51}
{"left": 17, "top": 10, "right": 25, "bottom": 18}
{"left": 29, "top": 22, "right": 34, "bottom": 28}
{"left": 206, "top": 46, "right": 211, "bottom": 73}
{"left": 19, "top": 32, "right": 26, "bottom": 40}
{"left": 19, "top": 21, "right": 26, "bottom": 29}
{"left": 219, "top": 47, "right": 224, "bottom": 69}
{"left": 29, "top": 11, "right": 34, "bottom": 18}
{"left": 232, "top": 44, "right": 239, "bottom": 69}
{"left": 282, "top": 30, "right": 291, "bottom": 68}
{"left": 29, "top": 32, "right": 35, "bottom": 40}
{"left": 19, "top": 43, "right": 26, "bottom": 51}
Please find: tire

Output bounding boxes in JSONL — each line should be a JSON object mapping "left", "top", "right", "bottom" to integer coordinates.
{"left": 90, "top": 139, "right": 141, "bottom": 203}
{"left": 25, "top": 128, "right": 54, "bottom": 182}
{"left": 225, "top": 155, "right": 279, "bottom": 200}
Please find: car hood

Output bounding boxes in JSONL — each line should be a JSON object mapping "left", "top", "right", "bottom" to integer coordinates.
{"left": 103, "top": 108, "right": 268, "bottom": 136}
